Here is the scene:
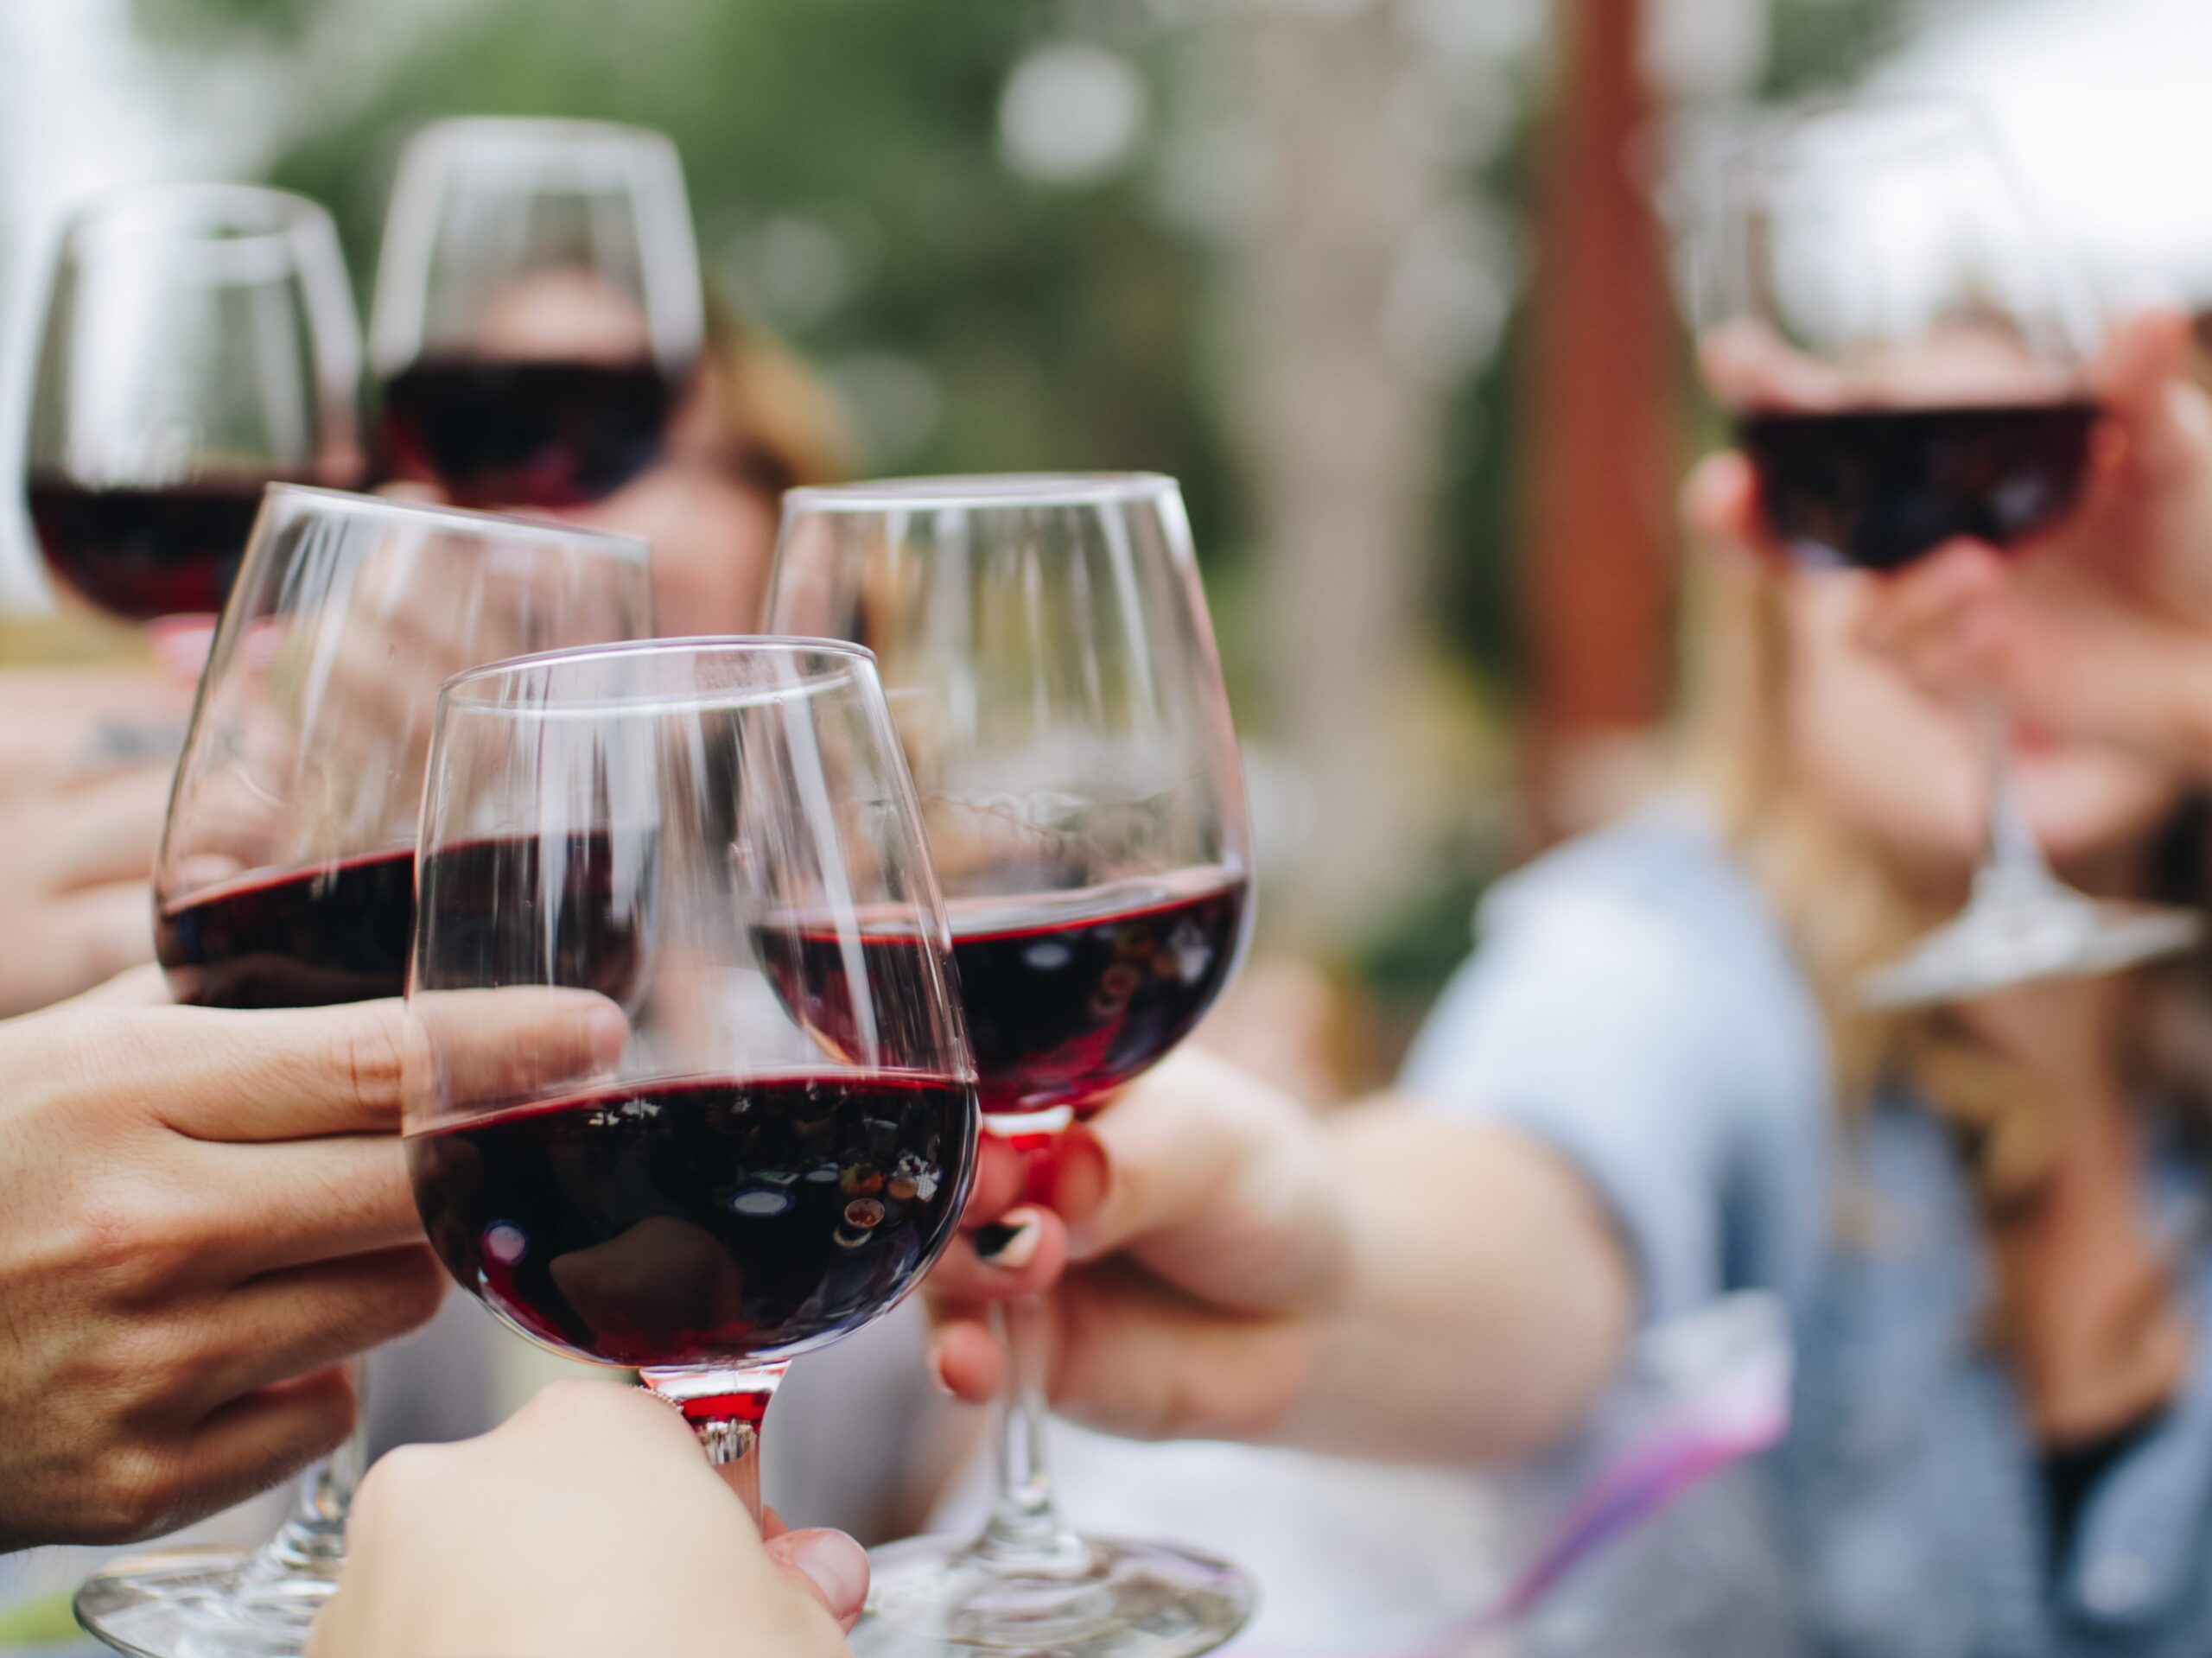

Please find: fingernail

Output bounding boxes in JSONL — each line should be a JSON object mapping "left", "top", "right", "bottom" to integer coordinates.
{"left": 785, "top": 1528, "right": 870, "bottom": 1626}
{"left": 928, "top": 1341, "right": 957, "bottom": 1396}
{"left": 973, "top": 1208, "right": 1042, "bottom": 1271}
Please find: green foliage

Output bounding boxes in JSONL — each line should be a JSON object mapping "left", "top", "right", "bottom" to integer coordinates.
{"left": 258, "top": 0, "right": 1236, "bottom": 548}
{"left": 1762, "top": 0, "right": 1916, "bottom": 100}
{"left": 130, "top": 0, "right": 315, "bottom": 43}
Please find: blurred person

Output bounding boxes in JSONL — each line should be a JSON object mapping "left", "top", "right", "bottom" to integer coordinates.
{"left": 388, "top": 276, "right": 853, "bottom": 633}
{"left": 0, "top": 974, "right": 620, "bottom": 1553}
{"left": 925, "top": 311, "right": 2212, "bottom": 1652}
{"left": 310, "top": 1381, "right": 868, "bottom": 1657}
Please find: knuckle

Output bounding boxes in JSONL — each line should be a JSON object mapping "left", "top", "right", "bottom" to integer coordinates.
{"left": 80, "top": 1440, "right": 186, "bottom": 1543}
{"left": 338, "top": 1005, "right": 410, "bottom": 1116}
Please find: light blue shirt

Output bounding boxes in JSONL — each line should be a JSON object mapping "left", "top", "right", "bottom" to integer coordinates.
{"left": 1401, "top": 805, "right": 2212, "bottom": 1656}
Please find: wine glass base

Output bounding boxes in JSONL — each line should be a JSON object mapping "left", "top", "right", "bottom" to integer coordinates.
{"left": 77, "top": 1547, "right": 334, "bottom": 1658}
{"left": 1861, "top": 893, "right": 2202, "bottom": 1010}
{"left": 853, "top": 1532, "right": 1255, "bottom": 1657}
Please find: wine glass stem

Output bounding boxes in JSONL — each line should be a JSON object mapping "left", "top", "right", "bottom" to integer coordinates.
{"left": 974, "top": 1290, "right": 1083, "bottom": 1566}
{"left": 643, "top": 1363, "right": 786, "bottom": 1528}
{"left": 1974, "top": 694, "right": 2060, "bottom": 903}
{"left": 251, "top": 1359, "right": 367, "bottom": 1578}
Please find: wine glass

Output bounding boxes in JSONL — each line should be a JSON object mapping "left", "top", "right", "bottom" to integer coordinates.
{"left": 22, "top": 184, "right": 361, "bottom": 625}
{"left": 1706, "top": 97, "right": 2199, "bottom": 1007}
{"left": 74, "top": 487, "right": 652, "bottom": 1658}
{"left": 766, "top": 475, "right": 1256, "bottom": 1656}
{"left": 368, "top": 117, "right": 703, "bottom": 508}
{"left": 403, "top": 638, "right": 979, "bottom": 1524}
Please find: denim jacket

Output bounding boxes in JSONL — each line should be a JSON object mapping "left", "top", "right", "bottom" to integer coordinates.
{"left": 1401, "top": 804, "right": 2212, "bottom": 1656}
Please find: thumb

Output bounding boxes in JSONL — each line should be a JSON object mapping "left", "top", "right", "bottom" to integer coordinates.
{"left": 762, "top": 1527, "right": 870, "bottom": 1634}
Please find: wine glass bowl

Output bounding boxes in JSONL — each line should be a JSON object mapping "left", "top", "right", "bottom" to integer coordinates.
{"left": 369, "top": 117, "right": 702, "bottom": 507}
{"left": 22, "top": 184, "right": 362, "bottom": 621}
{"left": 404, "top": 638, "right": 978, "bottom": 1515}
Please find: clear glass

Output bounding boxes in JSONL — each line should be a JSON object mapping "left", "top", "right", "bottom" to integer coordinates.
{"left": 403, "top": 638, "right": 979, "bottom": 1527}
{"left": 1705, "top": 98, "right": 2199, "bottom": 1007}
{"left": 367, "top": 117, "right": 703, "bottom": 507}
{"left": 22, "top": 184, "right": 362, "bottom": 621}
{"left": 767, "top": 475, "right": 1256, "bottom": 1656}
{"left": 75, "top": 488, "right": 652, "bottom": 1658}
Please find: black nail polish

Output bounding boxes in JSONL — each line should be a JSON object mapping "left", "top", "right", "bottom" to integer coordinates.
{"left": 974, "top": 1219, "right": 1026, "bottom": 1261}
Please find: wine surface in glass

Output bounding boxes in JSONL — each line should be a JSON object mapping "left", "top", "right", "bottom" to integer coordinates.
{"left": 407, "top": 1071, "right": 974, "bottom": 1366}
{"left": 27, "top": 474, "right": 281, "bottom": 619}
{"left": 761, "top": 869, "right": 1248, "bottom": 1117}
{"left": 156, "top": 847, "right": 416, "bottom": 1008}
{"left": 1735, "top": 399, "right": 2098, "bottom": 571}
{"left": 378, "top": 356, "right": 673, "bottom": 506}
{"left": 157, "top": 834, "right": 638, "bottom": 1009}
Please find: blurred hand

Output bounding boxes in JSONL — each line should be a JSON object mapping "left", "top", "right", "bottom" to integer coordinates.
{"left": 0, "top": 765, "right": 168, "bottom": 1015}
{"left": 1694, "top": 308, "right": 2212, "bottom": 766}
{"left": 0, "top": 663, "right": 188, "bottom": 795}
{"left": 0, "top": 664, "right": 188, "bottom": 1013}
{"left": 0, "top": 985, "right": 624, "bottom": 1552}
{"left": 925, "top": 1049, "right": 1350, "bottom": 1442}
{"left": 311, "top": 1381, "right": 866, "bottom": 1658}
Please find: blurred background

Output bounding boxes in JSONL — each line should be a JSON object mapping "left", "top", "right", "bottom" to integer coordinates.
{"left": 12, "top": 0, "right": 2212, "bottom": 1649}
{"left": 8, "top": 0, "right": 2212, "bottom": 1086}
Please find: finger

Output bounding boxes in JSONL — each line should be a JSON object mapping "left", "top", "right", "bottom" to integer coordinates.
{"left": 922, "top": 1311, "right": 1005, "bottom": 1405}
{"left": 142, "top": 1368, "right": 358, "bottom": 1543}
{"left": 170, "top": 1247, "right": 446, "bottom": 1415}
{"left": 957, "top": 1134, "right": 1034, "bottom": 1229}
{"left": 923, "top": 1206, "right": 1067, "bottom": 1303}
{"left": 764, "top": 1528, "right": 871, "bottom": 1634}
{"left": 409, "top": 988, "right": 632, "bottom": 1108}
{"left": 2096, "top": 308, "right": 2206, "bottom": 488}
{"left": 3, "top": 881, "right": 156, "bottom": 1015}
{"left": 72, "top": 962, "right": 173, "bottom": 1009}
{"left": 1681, "top": 450, "right": 1770, "bottom": 562}
{"left": 183, "top": 1132, "right": 429, "bottom": 1279}
{"left": 1046, "top": 1260, "right": 1313, "bottom": 1442}
{"left": 1061, "top": 1051, "right": 1342, "bottom": 1311}
{"left": 1033, "top": 1128, "right": 1109, "bottom": 1229}
{"left": 133, "top": 990, "right": 624, "bottom": 1143}
{"left": 19, "top": 767, "right": 169, "bottom": 891}
{"left": 1856, "top": 542, "right": 2005, "bottom": 654}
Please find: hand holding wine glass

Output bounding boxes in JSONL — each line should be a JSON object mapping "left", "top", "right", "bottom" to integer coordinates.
{"left": 313, "top": 1382, "right": 867, "bottom": 1658}
{"left": 0, "top": 986, "right": 619, "bottom": 1554}
{"left": 766, "top": 473, "right": 1255, "bottom": 1656}
{"left": 1704, "top": 97, "right": 2199, "bottom": 1006}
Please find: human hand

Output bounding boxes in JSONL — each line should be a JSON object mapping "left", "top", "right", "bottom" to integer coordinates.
{"left": 0, "top": 987, "right": 624, "bottom": 1552}
{"left": 0, "top": 663, "right": 189, "bottom": 795}
{"left": 925, "top": 1049, "right": 1349, "bottom": 1442}
{"left": 0, "top": 764, "right": 168, "bottom": 1016}
{"left": 309, "top": 1380, "right": 866, "bottom": 1658}
{"left": 1694, "top": 309, "right": 2212, "bottom": 765}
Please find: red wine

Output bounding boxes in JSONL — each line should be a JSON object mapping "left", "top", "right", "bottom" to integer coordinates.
{"left": 156, "top": 847, "right": 415, "bottom": 1009}
{"left": 1735, "top": 400, "right": 2098, "bottom": 572}
{"left": 159, "top": 833, "right": 640, "bottom": 1010}
{"left": 25, "top": 474, "right": 275, "bottom": 619}
{"left": 378, "top": 357, "right": 674, "bottom": 507}
{"left": 760, "top": 873, "right": 1248, "bottom": 1117}
{"left": 406, "top": 1071, "right": 976, "bottom": 1366}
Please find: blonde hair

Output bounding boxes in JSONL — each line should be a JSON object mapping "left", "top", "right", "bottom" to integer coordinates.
{"left": 1676, "top": 548, "right": 2089, "bottom": 1217}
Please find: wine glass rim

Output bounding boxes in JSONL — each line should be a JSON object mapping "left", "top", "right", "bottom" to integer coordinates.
{"left": 64, "top": 181, "right": 335, "bottom": 249}
{"left": 404, "top": 114, "right": 680, "bottom": 160}
{"left": 784, "top": 473, "right": 1181, "bottom": 512}
{"left": 438, "top": 633, "right": 880, "bottom": 706}
{"left": 1730, "top": 93, "right": 1995, "bottom": 175}
{"left": 260, "top": 485, "right": 652, "bottom": 562}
